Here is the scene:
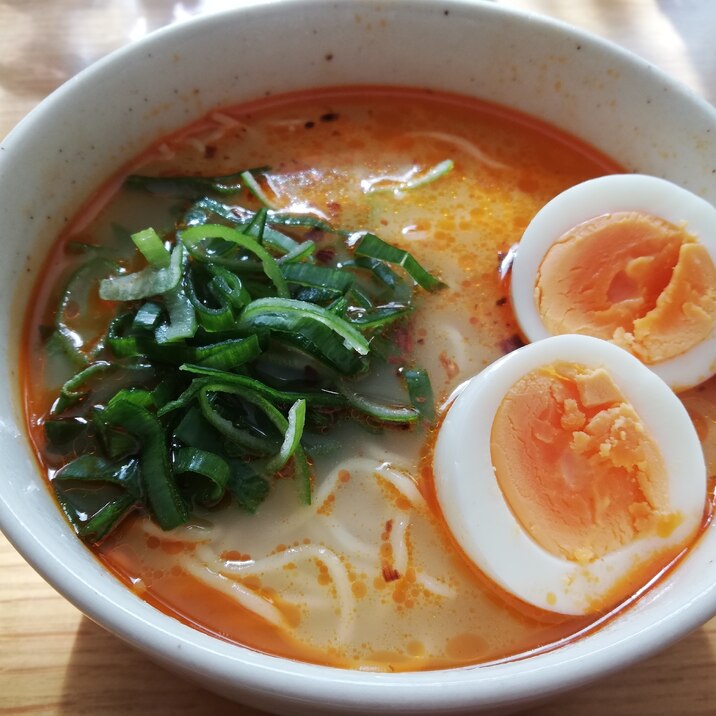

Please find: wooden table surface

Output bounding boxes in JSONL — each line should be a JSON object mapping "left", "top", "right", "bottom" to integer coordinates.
{"left": 2, "top": 1, "right": 715, "bottom": 714}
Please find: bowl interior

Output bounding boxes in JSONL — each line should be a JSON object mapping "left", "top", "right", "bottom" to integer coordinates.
{"left": 1, "top": 1, "right": 715, "bottom": 713}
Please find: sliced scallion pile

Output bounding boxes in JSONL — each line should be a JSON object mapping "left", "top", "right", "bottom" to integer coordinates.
{"left": 44, "top": 167, "right": 445, "bottom": 543}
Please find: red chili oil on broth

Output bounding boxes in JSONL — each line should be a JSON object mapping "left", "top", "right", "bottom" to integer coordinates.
{"left": 22, "top": 87, "right": 716, "bottom": 671}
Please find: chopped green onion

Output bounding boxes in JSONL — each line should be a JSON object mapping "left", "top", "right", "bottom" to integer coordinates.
{"left": 198, "top": 386, "right": 278, "bottom": 456}
{"left": 133, "top": 302, "right": 163, "bottom": 331}
{"left": 174, "top": 405, "right": 224, "bottom": 453}
{"left": 292, "top": 286, "right": 341, "bottom": 305}
{"left": 102, "top": 398, "right": 187, "bottom": 530}
{"left": 281, "top": 263, "right": 354, "bottom": 295}
{"left": 185, "top": 199, "right": 304, "bottom": 256}
{"left": 93, "top": 408, "right": 140, "bottom": 460}
{"left": 55, "top": 487, "right": 138, "bottom": 543}
{"left": 51, "top": 361, "right": 115, "bottom": 415}
{"left": 176, "top": 366, "right": 346, "bottom": 408}
{"left": 155, "top": 284, "right": 197, "bottom": 344}
{"left": 43, "top": 170, "right": 444, "bottom": 539}
{"left": 184, "top": 270, "right": 236, "bottom": 333}
{"left": 52, "top": 456, "right": 141, "bottom": 542}
{"left": 347, "top": 285, "right": 374, "bottom": 310}
{"left": 344, "top": 256, "right": 400, "bottom": 289}
{"left": 99, "top": 243, "right": 186, "bottom": 301}
{"left": 55, "top": 454, "right": 141, "bottom": 494}
{"left": 402, "top": 367, "right": 436, "bottom": 423}
{"left": 126, "top": 169, "right": 255, "bottom": 196}
{"left": 238, "top": 297, "right": 370, "bottom": 356}
{"left": 338, "top": 382, "right": 419, "bottom": 424}
{"left": 347, "top": 303, "right": 413, "bottom": 330}
{"left": 292, "top": 447, "right": 312, "bottom": 505}
{"left": 327, "top": 296, "right": 349, "bottom": 316}
{"left": 267, "top": 211, "right": 341, "bottom": 234}
{"left": 107, "top": 313, "right": 140, "bottom": 358}
{"left": 206, "top": 266, "right": 251, "bottom": 312}
{"left": 155, "top": 378, "right": 212, "bottom": 417}
{"left": 198, "top": 383, "right": 310, "bottom": 501}
{"left": 55, "top": 258, "right": 118, "bottom": 366}
{"left": 180, "top": 224, "right": 289, "bottom": 298}
{"left": 240, "top": 170, "right": 280, "bottom": 210}
{"left": 194, "top": 336, "right": 263, "bottom": 370}
{"left": 227, "top": 463, "right": 270, "bottom": 512}
{"left": 44, "top": 417, "right": 88, "bottom": 449}
{"left": 173, "top": 447, "right": 230, "bottom": 507}
{"left": 131, "top": 228, "right": 171, "bottom": 268}
{"left": 278, "top": 240, "right": 316, "bottom": 264}
{"left": 151, "top": 377, "right": 180, "bottom": 410}
{"left": 265, "top": 399, "right": 306, "bottom": 473}
{"left": 106, "top": 386, "right": 155, "bottom": 411}
{"left": 352, "top": 233, "right": 445, "bottom": 292}
{"left": 243, "top": 206, "right": 268, "bottom": 242}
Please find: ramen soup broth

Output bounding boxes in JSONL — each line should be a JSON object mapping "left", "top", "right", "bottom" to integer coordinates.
{"left": 23, "top": 88, "right": 716, "bottom": 671}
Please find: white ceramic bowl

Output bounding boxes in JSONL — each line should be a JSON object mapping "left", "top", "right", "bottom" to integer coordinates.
{"left": 2, "top": 1, "right": 716, "bottom": 714}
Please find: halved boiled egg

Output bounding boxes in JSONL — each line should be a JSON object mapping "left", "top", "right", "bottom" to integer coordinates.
{"left": 510, "top": 174, "right": 716, "bottom": 391}
{"left": 433, "top": 334, "right": 706, "bottom": 615}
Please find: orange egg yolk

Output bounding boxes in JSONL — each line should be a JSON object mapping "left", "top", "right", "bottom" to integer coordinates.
{"left": 490, "top": 361, "right": 678, "bottom": 563}
{"left": 534, "top": 211, "right": 716, "bottom": 363}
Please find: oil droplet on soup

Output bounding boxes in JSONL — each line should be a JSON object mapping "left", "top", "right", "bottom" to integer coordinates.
{"left": 23, "top": 88, "right": 716, "bottom": 672}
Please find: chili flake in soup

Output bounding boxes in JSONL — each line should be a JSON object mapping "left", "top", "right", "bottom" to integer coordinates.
{"left": 23, "top": 88, "right": 716, "bottom": 671}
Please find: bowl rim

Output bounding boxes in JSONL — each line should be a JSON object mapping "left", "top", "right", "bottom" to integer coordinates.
{"left": 2, "top": 0, "right": 716, "bottom": 712}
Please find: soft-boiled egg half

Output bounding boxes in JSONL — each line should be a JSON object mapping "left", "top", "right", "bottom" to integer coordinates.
{"left": 433, "top": 334, "right": 706, "bottom": 616}
{"left": 511, "top": 174, "right": 716, "bottom": 391}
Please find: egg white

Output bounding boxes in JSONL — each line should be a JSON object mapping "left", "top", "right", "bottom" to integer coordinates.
{"left": 510, "top": 174, "right": 716, "bottom": 391}
{"left": 433, "top": 334, "right": 706, "bottom": 615}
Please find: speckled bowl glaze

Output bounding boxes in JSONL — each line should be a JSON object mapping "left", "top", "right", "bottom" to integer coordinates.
{"left": 1, "top": 1, "right": 716, "bottom": 714}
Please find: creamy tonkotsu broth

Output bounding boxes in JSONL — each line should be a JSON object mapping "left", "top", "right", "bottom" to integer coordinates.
{"left": 23, "top": 88, "right": 716, "bottom": 671}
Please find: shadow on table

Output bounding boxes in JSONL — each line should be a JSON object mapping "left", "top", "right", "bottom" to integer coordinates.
{"left": 59, "top": 614, "right": 716, "bottom": 715}
{"left": 58, "top": 616, "right": 270, "bottom": 715}
{"left": 522, "top": 625, "right": 716, "bottom": 716}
